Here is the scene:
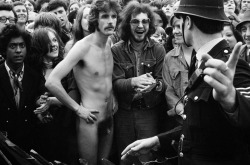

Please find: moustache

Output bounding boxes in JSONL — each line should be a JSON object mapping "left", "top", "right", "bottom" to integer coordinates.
{"left": 105, "top": 26, "right": 115, "bottom": 30}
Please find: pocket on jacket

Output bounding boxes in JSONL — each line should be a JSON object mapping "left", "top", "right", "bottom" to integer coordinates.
{"left": 142, "top": 60, "right": 156, "bottom": 73}
{"left": 170, "top": 70, "right": 181, "bottom": 92}
{"left": 120, "top": 62, "right": 134, "bottom": 77}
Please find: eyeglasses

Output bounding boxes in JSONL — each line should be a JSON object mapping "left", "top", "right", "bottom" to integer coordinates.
{"left": 130, "top": 18, "right": 150, "bottom": 27}
{"left": 0, "top": 17, "right": 16, "bottom": 24}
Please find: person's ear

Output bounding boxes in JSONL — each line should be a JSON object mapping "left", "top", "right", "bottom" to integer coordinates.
{"left": 185, "top": 16, "right": 193, "bottom": 30}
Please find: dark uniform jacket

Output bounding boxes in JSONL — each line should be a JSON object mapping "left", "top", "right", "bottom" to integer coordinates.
{"left": 158, "top": 40, "right": 250, "bottom": 164}
{"left": 0, "top": 64, "right": 44, "bottom": 152}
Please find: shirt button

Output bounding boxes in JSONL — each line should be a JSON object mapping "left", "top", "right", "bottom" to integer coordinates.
{"left": 224, "top": 49, "right": 229, "bottom": 53}
{"left": 141, "top": 62, "right": 144, "bottom": 65}
{"left": 25, "top": 106, "right": 27, "bottom": 108}
{"left": 179, "top": 152, "right": 184, "bottom": 157}
{"left": 8, "top": 108, "right": 10, "bottom": 110}
{"left": 194, "top": 96, "right": 198, "bottom": 101}
{"left": 25, "top": 119, "right": 28, "bottom": 122}
{"left": 6, "top": 120, "right": 8, "bottom": 123}
{"left": 148, "top": 64, "right": 150, "bottom": 67}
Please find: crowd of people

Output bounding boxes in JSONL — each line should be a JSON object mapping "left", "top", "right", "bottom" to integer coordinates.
{"left": 0, "top": 0, "right": 250, "bottom": 164}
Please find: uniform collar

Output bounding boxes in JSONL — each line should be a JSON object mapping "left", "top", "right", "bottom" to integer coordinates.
{"left": 196, "top": 37, "right": 223, "bottom": 66}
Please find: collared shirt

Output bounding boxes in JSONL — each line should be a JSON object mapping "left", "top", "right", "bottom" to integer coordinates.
{"left": 196, "top": 37, "right": 224, "bottom": 67}
{"left": 5, "top": 62, "right": 24, "bottom": 108}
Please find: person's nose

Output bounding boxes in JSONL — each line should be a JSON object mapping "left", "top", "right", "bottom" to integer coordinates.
{"left": 246, "top": 27, "right": 250, "bottom": 36}
{"left": 173, "top": 27, "right": 178, "bottom": 35}
{"left": 138, "top": 21, "right": 143, "bottom": 28}
{"left": 15, "top": 46, "right": 21, "bottom": 53}
{"left": 5, "top": 19, "right": 10, "bottom": 24}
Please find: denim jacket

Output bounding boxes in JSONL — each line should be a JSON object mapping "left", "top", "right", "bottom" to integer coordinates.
{"left": 112, "top": 39, "right": 166, "bottom": 110}
{"left": 162, "top": 45, "right": 190, "bottom": 110}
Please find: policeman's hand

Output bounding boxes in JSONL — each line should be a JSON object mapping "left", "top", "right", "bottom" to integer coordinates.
{"left": 121, "top": 136, "right": 160, "bottom": 160}
{"left": 202, "top": 42, "right": 242, "bottom": 111}
{"left": 131, "top": 73, "right": 156, "bottom": 90}
{"left": 76, "top": 104, "right": 99, "bottom": 124}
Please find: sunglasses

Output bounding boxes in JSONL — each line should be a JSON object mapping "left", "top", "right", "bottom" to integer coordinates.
{"left": 130, "top": 18, "right": 150, "bottom": 26}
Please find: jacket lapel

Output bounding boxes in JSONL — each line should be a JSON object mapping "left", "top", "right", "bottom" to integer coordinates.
{"left": 0, "top": 64, "right": 16, "bottom": 109}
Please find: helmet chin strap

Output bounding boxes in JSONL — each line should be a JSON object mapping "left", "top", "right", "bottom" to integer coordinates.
{"left": 181, "top": 19, "right": 191, "bottom": 47}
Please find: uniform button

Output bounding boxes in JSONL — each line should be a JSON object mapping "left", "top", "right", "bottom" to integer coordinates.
{"left": 25, "top": 106, "right": 27, "bottom": 108}
{"left": 179, "top": 152, "right": 184, "bottom": 157}
{"left": 8, "top": 108, "right": 10, "bottom": 110}
{"left": 25, "top": 119, "right": 28, "bottom": 122}
{"left": 148, "top": 64, "right": 150, "bottom": 67}
{"left": 194, "top": 96, "right": 198, "bottom": 101}
{"left": 182, "top": 114, "right": 187, "bottom": 120}
{"left": 141, "top": 62, "right": 144, "bottom": 65}
{"left": 6, "top": 120, "right": 8, "bottom": 123}
{"left": 224, "top": 49, "right": 229, "bottom": 53}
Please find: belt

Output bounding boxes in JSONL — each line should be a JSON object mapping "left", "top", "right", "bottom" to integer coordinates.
{"left": 131, "top": 98, "right": 147, "bottom": 109}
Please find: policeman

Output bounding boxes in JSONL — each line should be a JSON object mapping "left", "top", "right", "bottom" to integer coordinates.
{"left": 121, "top": 0, "right": 250, "bottom": 164}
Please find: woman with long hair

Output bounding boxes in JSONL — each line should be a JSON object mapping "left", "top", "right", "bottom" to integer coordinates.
{"left": 65, "top": 5, "right": 91, "bottom": 55}
{"left": 28, "top": 27, "right": 72, "bottom": 163}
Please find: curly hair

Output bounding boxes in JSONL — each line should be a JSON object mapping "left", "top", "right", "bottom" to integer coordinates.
{"left": 29, "top": 28, "right": 64, "bottom": 74}
{"left": 0, "top": 24, "right": 31, "bottom": 58}
{"left": 119, "top": 1, "right": 156, "bottom": 42}
{"left": 88, "top": 0, "right": 121, "bottom": 33}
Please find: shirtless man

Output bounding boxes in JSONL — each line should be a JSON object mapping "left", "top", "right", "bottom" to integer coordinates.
{"left": 45, "top": 0, "right": 121, "bottom": 164}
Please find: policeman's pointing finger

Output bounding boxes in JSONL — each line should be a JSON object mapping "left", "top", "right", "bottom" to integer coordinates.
{"left": 226, "top": 42, "right": 242, "bottom": 71}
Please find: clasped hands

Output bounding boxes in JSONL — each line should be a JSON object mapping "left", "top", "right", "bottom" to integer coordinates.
{"left": 35, "top": 92, "right": 53, "bottom": 123}
{"left": 132, "top": 72, "right": 156, "bottom": 93}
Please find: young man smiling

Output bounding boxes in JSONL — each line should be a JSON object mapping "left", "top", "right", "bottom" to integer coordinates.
{"left": 46, "top": 0, "right": 121, "bottom": 164}
{"left": 112, "top": 1, "right": 166, "bottom": 164}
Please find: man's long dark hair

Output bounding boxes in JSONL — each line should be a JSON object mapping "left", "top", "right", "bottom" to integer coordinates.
{"left": 88, "top": 0, "right": 121, "bottom": 33}
{"left": 118, "top": 1, "right": 156, "bottom": 42}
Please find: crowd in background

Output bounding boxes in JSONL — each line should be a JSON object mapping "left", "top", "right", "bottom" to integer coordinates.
{"left": 0, "top": 0, "right": 250, "bottom": 164}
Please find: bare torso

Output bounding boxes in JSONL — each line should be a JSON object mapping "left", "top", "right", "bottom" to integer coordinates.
{"left": 73, "top": 35, "right": 113, "bottom": 121}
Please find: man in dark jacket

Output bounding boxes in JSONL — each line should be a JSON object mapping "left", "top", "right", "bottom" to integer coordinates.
{"left": 112, "top": 1, "right": 166, "bottom": 164}
{"left": 121, "top": 0, "right": 250, "bottom": 164}
{"left": 0, "top": 24, "right": 44, "bottom": 152}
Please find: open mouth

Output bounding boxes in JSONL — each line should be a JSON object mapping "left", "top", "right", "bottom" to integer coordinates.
{"left": 50, "top": 46, "right": 58, "bottom": 52}
{"left": 135, "top": 30, "right": 145, "bottom": 35}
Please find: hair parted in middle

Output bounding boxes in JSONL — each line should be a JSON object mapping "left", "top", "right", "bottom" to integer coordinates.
{"left": 118, "top": 1, "right": 156, "bottom": 42}
{"left": 88, "top": 0, "right": 121, "bottom": 33}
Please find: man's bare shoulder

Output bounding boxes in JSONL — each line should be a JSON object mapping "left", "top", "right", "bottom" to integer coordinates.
{"left": 67, "top": 35, "right": 95, "bottom": 59}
